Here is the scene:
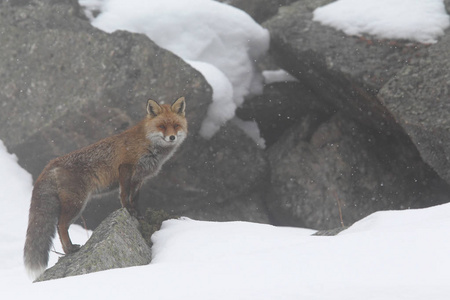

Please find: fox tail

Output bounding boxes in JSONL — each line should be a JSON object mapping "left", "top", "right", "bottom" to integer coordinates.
{"left": 23, "top": 179, "right": 60, "bottom": 280}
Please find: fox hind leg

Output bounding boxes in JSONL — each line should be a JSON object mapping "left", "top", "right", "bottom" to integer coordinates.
{"left": 57, "top": 218, "right": 80, "bottom": 254}
{"left": 57, "top": 192, "right": 85, "bottom": 254}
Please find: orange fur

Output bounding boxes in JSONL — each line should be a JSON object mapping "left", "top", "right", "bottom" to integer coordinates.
{"left": 24, "top": 97, "right": 187, "bottom": 280}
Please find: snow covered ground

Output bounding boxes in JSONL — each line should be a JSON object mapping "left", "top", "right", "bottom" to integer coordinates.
{"left": 2, "top": 136, "right": 450, "bottom": 298}
{"left": 313, "top": 0, "right": 450, "bottom": 44}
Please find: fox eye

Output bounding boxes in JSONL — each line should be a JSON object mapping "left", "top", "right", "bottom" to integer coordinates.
{"left": 174, "top": 124, "right": 180, "bottom": 129}
{"left": 159, "top": 125, "right": 166, "bottom": 130}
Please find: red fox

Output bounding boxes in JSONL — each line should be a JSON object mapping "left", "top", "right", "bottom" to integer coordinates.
{"left": 24, "top": 97, "right": 187, "bottom": 280}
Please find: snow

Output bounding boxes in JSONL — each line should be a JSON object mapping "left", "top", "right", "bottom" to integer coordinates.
{"left": 79, "top": 0, "right": 270, "bottom": 139}
{"left": 186, "top": 60, "right": 235, "bottom": 139}
{"left": 262, "top": 69, "right": 299, "bottom": 85}
{"left": 313, "top": 0, "right": 450, "bottom": 44}
{"left": 2, "top": 136, "right": 450, "bottom": 299}
{"left": 231, "top": 117, "right": 266, "bottom": 148}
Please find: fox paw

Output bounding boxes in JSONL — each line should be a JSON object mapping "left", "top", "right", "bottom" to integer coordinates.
{"left": 126, "top": 207, "right": 142, "bottom": 219}
{"left": 66, "top": 244, "right": 81, "bottom": 254}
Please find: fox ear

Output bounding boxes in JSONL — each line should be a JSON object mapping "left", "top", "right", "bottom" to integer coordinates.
{"left": 171, "top": 97, "right": 186, "bottom": 116}
{"left": 147, "top": 99, "right": 162, "bottom": 117}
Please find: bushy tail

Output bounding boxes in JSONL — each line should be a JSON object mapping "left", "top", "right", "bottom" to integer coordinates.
{"left": 24, "top": 181, "right": 59, "bottom": 281}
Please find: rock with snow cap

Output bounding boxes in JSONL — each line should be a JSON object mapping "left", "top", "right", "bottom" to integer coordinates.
{"left": 263, "top": 0, "right": 430, "bottom": 134}
{"left": 0, "top": 0, "right": 210, "bottom": 177}
{"left": 257, "top": 0, "right": 450, "bottom": 229}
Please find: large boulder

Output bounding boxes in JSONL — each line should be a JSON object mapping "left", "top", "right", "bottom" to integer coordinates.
{"left": 0, "top": 0, "right": 271, "bottom": 227}
{"left": 379, "top": 33, "right": 450, "bottom": 185}
{"left": 263, "top": 0, "right": 430, "bottom": 134}
{"left": 0, "top": 0, "right": 210, "bottom": 176}
{"left": 257, "top": 0, "right": 450, "bottom": 229}
{"left": 267, "top": 113, "right": 450, "bottom": 229}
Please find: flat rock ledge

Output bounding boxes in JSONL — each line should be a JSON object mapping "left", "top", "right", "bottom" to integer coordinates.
{"left": 36, "top": 208, "right": 151, "bottom": 282}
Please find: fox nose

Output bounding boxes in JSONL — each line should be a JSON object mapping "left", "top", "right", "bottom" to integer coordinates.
{"left": 169, "top": 135, "right": 176, "bottom": 141}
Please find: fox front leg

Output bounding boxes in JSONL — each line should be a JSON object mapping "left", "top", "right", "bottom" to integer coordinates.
{"left": 118, "top": 164, "right": 141, "bottom": 217}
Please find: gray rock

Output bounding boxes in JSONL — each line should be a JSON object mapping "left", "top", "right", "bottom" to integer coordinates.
{"left": 267, "top": 113, "right": 450, "bottom": 229}
{"left": 379, "top": 33, "right": 450, "bottom": 185}
{"left": 215, "top": 0, "right": 297, "bottom": 23}
{"left": 0, "top": 0, "right": 211, "bottom": 179}
{"left": 263, "top": 0, "right": 429, "bottom": 134}
{"left": 236, "top": 81, "right": 333, "bottom": 147}
{"left": 255, "top": 0, "right": 450, "bottom": 230}
{"left": 183, "top": 190, "right": 271, "bottom": 224}
{"left": 35, "top": 208, "right": 151, "bottom": 282}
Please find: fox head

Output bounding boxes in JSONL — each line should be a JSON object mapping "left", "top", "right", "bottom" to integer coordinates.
{"left": 145, "top": 97, "right": 188, "bottom": 147}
